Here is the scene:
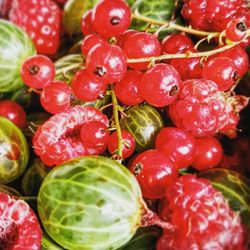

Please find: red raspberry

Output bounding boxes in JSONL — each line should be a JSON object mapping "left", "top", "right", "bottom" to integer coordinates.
{"left": 0, "top": 0, "right": 12, "bottom": 18}
{"left": 169, "top": 79, "right": 249, "bottom": 137}
{"left": 0, "top": 192, "right": 42, "bottom": 250}
{"left": 9, "top": 0, "right": 61, "bottom": 55}
{"left": 158, "top": 175, "right": 245, "bottom": 250}
{"left": 32, "top": 105, "right": 109, "bottom": 166}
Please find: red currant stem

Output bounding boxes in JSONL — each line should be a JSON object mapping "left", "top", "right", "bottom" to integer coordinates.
{"left": 140, "top": 199, "right": 175, "bottom": 231}
{"left": 110, "top": 85, "right": 123, "bottom": 160}
{"left": 28, "top": 88, "right": 42, "bottom": 95}
{"left": 127, "top": 43, "right": 237, "bottom": 63}
{"left": 100, "top": 103, "right": 113, "bottom": 111}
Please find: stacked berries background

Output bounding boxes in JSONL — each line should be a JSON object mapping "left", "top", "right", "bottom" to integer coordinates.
{"left": 0, "top": 0, "right": 250, "bottom": 249}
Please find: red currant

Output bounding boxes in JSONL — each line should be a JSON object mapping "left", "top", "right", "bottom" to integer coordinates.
{"left": 92, "top": 0, "right": 131, "bottom": 38}
{"left": 156, "top": 127, "right": 196, "bottom": 169}
{"left": 40, "top": 81, "right": 72, "bottom": 114}
{"left": 116, "top": 29, "right": 138, "bottom": 47}
{"left": 21, "top": 55, "right": 55, "bottom": 89}
{"left": 86, "top": 43, "right": 127, "bottom": 84}
{"left": 225, "top": 20, "right": 247, "bottom": 42}
{"left": 81, "top": 10, "right": 95, "bottom": 36}
{"left": 114, "top": 70, "right": 144, "bottom": 106}
{"left": 130, "top": 149, "right": 178, "bottom": 199}
{"left": 0, "top": 100, "right": 26, "bottom": 128}
{"left": 192, "top": 136, "right": 223, "bottom": 171}
{"left": 202, "top": 57, "right": 238, "bottom": 91}
{"left": 157, "top": 235, "right": 169, "bottom": 250}
{"left": 80, "top": 121, "right": 109, "bottom": 153}
{"left": 138, "top": 63, "right": 181, "bottom": 107}
{"left": 122, "top": 32, "right": 162, "bottom": 70}
{"left": 81, "top": 33, "right": 106, "bottom": 56}
{"left": 108, "top": 130, "right": 135, "bottom": 159}
{"left": 71, "top": 69, "right": 107, "bottom": 102}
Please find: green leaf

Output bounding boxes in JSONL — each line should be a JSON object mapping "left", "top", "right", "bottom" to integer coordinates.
{"left": 42, "top": 231, "right": 64, "bottom": 250}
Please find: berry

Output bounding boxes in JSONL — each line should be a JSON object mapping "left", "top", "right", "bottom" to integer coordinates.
{"left": 160, "top": 174, "right": 245, "bottom": 249}
{"left": 33, "top": 105, "right": 109, "bottom": 166}
{"left": 192, "top": 136, "right": 223, "bottom": 170}
{"left": 116, "top": 29, "right": 138, "bottom": 47}
{"left": 138, "top": 63, "right": 181, "bottom": 107}
{"left": 92, "top": 0, "right": 131, "bottom": 38}
{"left": 156, "top": 127, "right": 196, "bottom": 169}
{"left": 81, "top": 10, "right": 95, "bottom": 36}
{"left": 0, "top": 0, "right": 12, "bottom": 18}
{"left": 71, "top": 69, "right": 107, "bottom": 102}
{"left": 161, "top": 33, "right": 194, "bottom": 54}
{"left": 202, "top": 57, "right": 238, "bottom": 91}
{"left": 80, "top": 121, "right": 109, "bottom": 153}
{"left": 0, "top": 100, "right": 26, "bottom": 128}
{"left": 122, "top": 32, "right": 162, "bottom": 70}
{"left": 108, "top": 130, "right": 135, "bottom": 159}
{"left": 40, "top": 81, "right": 72, "bottom": 114}
{"left": 86, "top": 43, "right": 127, "bottom": 84}
{"left": 81, "top": 33, "right": 106, "bottom": 56}
{"left": 130, "top": 149, "right": 178, "bottom": 199}
{"left": 21, "top": 55, "right": 55, "bottom": 89}
{"left": 226, "top": 20, "right": 248, "bottom": 42}
{"left": 114, "top": 70, "right": 144, "bottom": 106}
{"left": 0, "top": 192, "right": 42, "bottom": 249}
{"left": 9, "top": 0, "right": 61, "bottom": 55}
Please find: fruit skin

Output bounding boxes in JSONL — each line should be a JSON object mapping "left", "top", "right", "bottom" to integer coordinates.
{"left": 0, "top": 192, "right": 42, "bottom": 249}
{"left": 156, "top": 127, "right": 196, "bottom": 169}
{"left": 81, "top": 10, "right": 95, "bottom": 36}
{"left": 225, "top": 20, "right": 248, "bottom": 42}
{"left": 0, "top": 100, "right": 26, "bottom": 128}
{"left": 81, "top": 33, "right": 106, "bottom": 56}
{"left": 0, "top": 116, "right": 29, "bottom": 184}
{"left": 0, "top": 0, "right": 12, "bottom": 18}
{"left": 9, "top": 0, "right": 61, "bottom": 55}
{"left": 38, "top": 156, "right": 142, "bottom": 250}
{"left": 159, "top": 174, "right": 245, "bottom": 249}
{"left": 120, "top": 105, "right": 164, "bottom": 152}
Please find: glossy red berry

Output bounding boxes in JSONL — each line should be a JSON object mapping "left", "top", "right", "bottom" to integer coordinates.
{"left": 138, "top": 63, "right": 181, "bottom": 107}
{"left": 122, "top": 32, "right": 162, "bottom": 70}
{"left": 130, "top": 149, "right": 178, "bottom": 199}
{"left": 192, "top": 136, "right": 223, "bottom": 171}
{"left": 114, "top": 70, "right": 144, "bottom": 106}
{"left": 226, "top": 20, "right": 247, "bottom": 42}
{"left": 80, "top": 121, "right": 109, "bottom": 153}
{"left": 71, "top": 69, "right": 107, "bottom": 102}
{"left": 116, "top": 29, "right": 138, "bottom": 47}
{"left": 40, "top": 81, "right": 72, "bottom": 114}
{"left": 0, "top": 100, "right": 26, "bottom": 128}
{"left": 81, "top": 33, "right": 106, "bottom": 56}
{"left": 156, "top": 127, "right": 196, "bottom": 169}
{"left": 86, "top": 43, "right": 127, "bottom": 84}
{"left": 81, "top": 10, "right": 95, "bottom": 36}
{"left": 108, "top": 130, "right": 135, "bottom": 159}
{"left": 202, "top": 57, "right": 238, "bottom": 91}
{"left": 92, "top": 0, "right": 131, "bottom": 38}
{"left": 21, "top": 55, "right": 55, "bottom": 89}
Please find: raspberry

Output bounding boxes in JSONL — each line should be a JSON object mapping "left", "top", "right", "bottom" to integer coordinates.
{"left": 169, "top": 79, "right": 248, "bottom": 137}
{"left": 158, "top": 175, "right": 245, "bottom": 249}
{"left": 0, "top": 0, "right": 12, "bottom": 18}
{"left": 32, "top": 105, "right": 109, "bottom": 166}
{"left": 9, "top": 0, "right": 61, "bottom": 55}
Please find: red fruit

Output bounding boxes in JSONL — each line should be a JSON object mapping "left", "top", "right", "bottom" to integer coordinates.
{"left": 116, "top": 29, "right": 138, "bottom": 47}
{"left": 202, "top": 57, "right": 238, "bottom": 91}
{"left": 71, "top": 69, "right": 107, "bottom": 102}
{"left": 226, "top": 20, "right": 248, "bottom": 42}
{"left": 21, "top": 55, "right": 55, "bottom": 89}
{"left": 160, "top": 174, "right": 245, "bottom": 249}
{"left": 0, "top": 192, "right": 42, "bottom": 250}
{"left": 86, "top": 43, "right": 127, "bottom": 84}
{"left": 156, "top": 127, "right": 196, "bottom": 169}
{"left": 156, "top": 235, "right": 170, "bottom": 250}
{"left": 40, "top": 81, "right": 72, "bottom": 114}
{"left": 81, "top": 33, "right": 106, "bottom": 56}
{"left": 9, "top": 0, "right": 61, "bottom": 55}
{"left": 0, "top": 100, "right": 26, "bottom": 128}
{"left": 130, "top": 149, "right": 178, "bottom": 199}
{"left": 108, "top": 130, "right": 135, "bottom": 159}
{"left": 92, "top": 0, "right": 131, "bottom": 38}
{"left": 81, "top": 10, "right": 95, "bottom": 36}
{"left": 138, "top": 63, "right": 181, "bottom": 107}
{"left": 122, "top": 32, "right": 162, "bottom": 70}
{"left": 33, "top": 105, "right": 109, "bottom": 166}
{"left": 53, "top": 0, "right": 67, "bottom": 5}
{"left": 114, "top": 70, "right": 144, "bottom": 106}
{"left": 0, "top": 0, "right": 12, "bottom": 18}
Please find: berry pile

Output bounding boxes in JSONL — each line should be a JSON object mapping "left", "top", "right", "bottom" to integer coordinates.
{"left": 0, "top": 0, "right": 250, "bottom": 249}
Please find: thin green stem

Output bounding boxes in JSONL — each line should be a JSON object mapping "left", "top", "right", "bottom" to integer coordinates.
{"left": 19, "top": 196, "right": 37, "bottom": 201}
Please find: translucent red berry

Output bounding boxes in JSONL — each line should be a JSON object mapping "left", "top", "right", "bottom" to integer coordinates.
{"left": 40, "top": 81, "right": 72, "bottom": 114}
{"left": 116, "top": 29, "right": 138, "bottom": 47}
{"left": 138, "top": 63, "right": 181, "bottom": 107}
{"left": 225, "top": 20, "right": 247, "bottom": 42}
{"left": 81, "top": 10, "right": 95, "bottom": 36}
{"left": 21, "top": 55, "right": 55, "bottom": 89}
{"left": 92, "top": 0, "right": 131, "bottom": 38}
{"left": 81, "top": 33, "right": 106, "bottom": 56}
